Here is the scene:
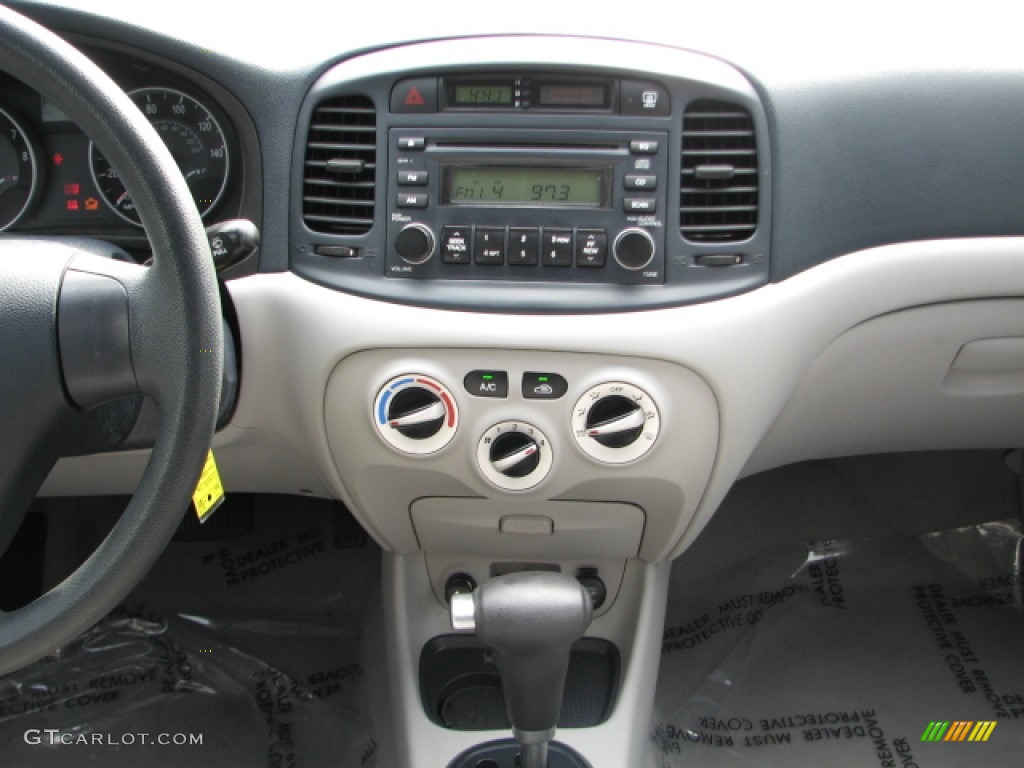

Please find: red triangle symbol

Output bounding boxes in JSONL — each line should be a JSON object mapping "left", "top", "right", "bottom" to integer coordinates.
{"left": 404, "top": 87, "right": 425, "bottom": 106}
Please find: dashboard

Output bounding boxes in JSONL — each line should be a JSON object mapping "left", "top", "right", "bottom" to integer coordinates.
{"left": 4, "top": 4, "right": 1024, "bottom": 766}
{"left": 5, "top": 1, "right": 1023, "bottom": 558}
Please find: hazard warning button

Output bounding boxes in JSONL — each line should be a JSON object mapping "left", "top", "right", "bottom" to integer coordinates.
{"left": 390, "top": 78, "right": 438, "bottom": 113}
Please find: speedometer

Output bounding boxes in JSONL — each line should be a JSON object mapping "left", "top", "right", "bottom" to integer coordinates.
{"left": 89, "top": 87, "right": 229, "bottom": 226}
{"left": 0, "top": 107, "right": 40, "bottom": 231}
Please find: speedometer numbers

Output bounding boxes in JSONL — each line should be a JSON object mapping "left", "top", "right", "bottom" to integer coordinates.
{"left": 0, "top": 107, "right": 40, "bottom": 231}
{"left": 89, "top": 87, "right": 229, "bottom": 226}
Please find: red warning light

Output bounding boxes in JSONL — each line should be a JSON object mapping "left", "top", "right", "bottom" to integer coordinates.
{"left": 53, "top": 153, "right": 64, "bottom": 166}
{"left": 64, "top": 183, "right": 80, "bottom": 195}
{"left": 404, "top": 86, "right": 425, "bottom": 107}
{"left": 66, "top": 200, "right": 80, "bottom": 211}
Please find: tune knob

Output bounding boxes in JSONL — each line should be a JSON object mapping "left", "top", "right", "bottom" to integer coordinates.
{"left": 395, "top": 223, "right": 435, "bottom": 265}
{"left": 374, "top": 374, "right": 458, "bottom": 455}
{"left": 613, "top": 228, "right": 655, "bottom": 271}
{"left": 572, "top": 382, "right": 660, "bottom": 464}
{"left": 477, "top": 421, "right": 553, "bottom": 491}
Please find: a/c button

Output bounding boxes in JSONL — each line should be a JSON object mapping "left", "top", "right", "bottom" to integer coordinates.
{"left": 464, "top": 370, "right": 508, "bottom": 398}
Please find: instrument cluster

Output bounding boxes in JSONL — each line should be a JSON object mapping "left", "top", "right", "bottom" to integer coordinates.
{"left": 0, "top": 46, "right": 239, "bottom": 241}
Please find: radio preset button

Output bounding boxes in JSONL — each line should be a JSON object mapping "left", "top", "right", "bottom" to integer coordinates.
{"left": 629, "top": 139, "right": 659, "bottom": 155}
{"left": 474, "top": 227, "right": 506, "bottom": 265}
{"left": 441, "top": 226, "right": 472, "bottom": 264}
{"left": 397, "top": 193, "right": 428, "bottom": 208}
{"left": 624, "top": 197, "right": 657, "bottom": 213}
{"left": 542, "top": 228, "right": 573, "bottom": 267}
{"left": 624, "top": 174, "right": 658, "bottom": 190}
{"left": 398, "top": 170, "right": 429, "bottom": 186}
{"left": 575, "top": 229, "right": 607, "bottom": 268}
{"left": 508, "top": 227, "right": 540, "bottom": 265}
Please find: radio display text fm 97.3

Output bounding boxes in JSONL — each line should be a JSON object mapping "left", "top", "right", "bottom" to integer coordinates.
{"left": 442, "top": 166, "right": 609, "bottom": 207}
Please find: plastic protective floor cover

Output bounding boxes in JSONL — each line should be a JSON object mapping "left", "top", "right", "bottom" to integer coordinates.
{"left": 0, "top": 503, "right": 1021, "bottom": 767}
{"left": 654, "top": 518, "right": 1024, "bottom": 767}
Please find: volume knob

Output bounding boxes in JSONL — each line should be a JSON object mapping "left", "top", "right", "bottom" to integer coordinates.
{"left": 395, "top": 223, "right": 435, "bottom": 265}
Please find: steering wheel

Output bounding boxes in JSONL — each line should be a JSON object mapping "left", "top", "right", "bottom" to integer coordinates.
{"left": 0, "top": 7, "right": 222, "bottom": 675}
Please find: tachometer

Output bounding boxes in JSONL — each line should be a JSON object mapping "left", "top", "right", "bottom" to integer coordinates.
{"left": 89, "top": 87, "right": 229, "bottom": 226}
{"left": 0, "top": 107, "right": 40, "bottom": 231}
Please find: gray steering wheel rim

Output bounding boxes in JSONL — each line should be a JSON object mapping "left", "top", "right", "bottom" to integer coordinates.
{"left": 0, "top": 6, "right": 222, "bottom": 675}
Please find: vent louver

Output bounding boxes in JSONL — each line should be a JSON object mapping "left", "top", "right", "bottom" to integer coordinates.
{"left": 680, "top": 99, "right": 758, "bottom": 243}
{"left": 302, "top": 95, "right": 377, "bottom": 235}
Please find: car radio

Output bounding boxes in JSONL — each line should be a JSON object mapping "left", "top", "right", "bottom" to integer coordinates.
{"left": 386, "top": 128, "right": 668, "bottom": 285}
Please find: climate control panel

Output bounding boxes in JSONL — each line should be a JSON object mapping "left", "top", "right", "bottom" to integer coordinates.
{"left": 372, "top": 369, "right": 666, "bottom": 493}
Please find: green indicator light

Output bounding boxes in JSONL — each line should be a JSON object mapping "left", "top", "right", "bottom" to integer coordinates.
{"left": 482, "top": 375, "right": 494, "bottom": 380}
{"left": 538, "top": 377, "right": 549, "bottom": 382}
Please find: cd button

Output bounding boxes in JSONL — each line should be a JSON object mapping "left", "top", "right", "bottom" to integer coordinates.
{"left": 575, "top": 229, "right": 607, "bottom": 268}
{"left": 441, "top": 226, "right": 472, "bottom": 264}
{"left": 474, "top": 226, "right": 506, "bottom": 265}
{"left": 542, "top": 228, "right": 573, "bottom": 267}
{"left": 508, "top": 227, "right": 539, "bottom": 265}
{"left": 624, "top": 174, "right": 658, "bottom": 190}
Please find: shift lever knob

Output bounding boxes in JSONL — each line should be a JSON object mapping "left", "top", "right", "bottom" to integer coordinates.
{"left": 450, "top": 571, "right": 593, "bottom": 741}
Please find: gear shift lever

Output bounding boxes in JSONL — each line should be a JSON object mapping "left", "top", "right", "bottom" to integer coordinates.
{"left": 450, "top": 571, "right": 593, "bottom": 768}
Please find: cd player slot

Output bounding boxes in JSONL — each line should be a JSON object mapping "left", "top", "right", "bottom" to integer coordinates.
{"left": 433, "top": 141, "right": 622, "bottom": 154}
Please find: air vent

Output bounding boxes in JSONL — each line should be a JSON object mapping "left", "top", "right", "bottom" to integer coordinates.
{"left": 680, "top": 99, "right": 758, "bottom": 243}
{"left": 303, "top": 95, "right": 377, "bottom": 235}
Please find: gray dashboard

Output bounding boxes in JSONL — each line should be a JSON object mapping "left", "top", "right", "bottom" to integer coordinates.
{"left": 9, "top": 1, "right": 1024, "bottom": 564}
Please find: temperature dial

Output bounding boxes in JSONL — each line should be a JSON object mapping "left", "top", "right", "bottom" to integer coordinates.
{"left": 572, "top": 382, "right": 660, "bottom": 464}
{"left": 374, "top": 374, "right": 458, "bottom": 455}
{"left": 477, "top": 421, "right": 553, "bottom": 492}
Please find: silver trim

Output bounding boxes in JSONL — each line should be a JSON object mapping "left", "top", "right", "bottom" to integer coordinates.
{"left": 449, "top": 591, "right": 476, "bottom": 632}
{"left": 389, "top": 401, "right": 445, "bottom": 428}
{"left": 587, "top": 407, "right": 645, "bottom": 437}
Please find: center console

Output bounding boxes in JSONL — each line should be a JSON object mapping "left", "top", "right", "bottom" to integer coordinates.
{"left": 296, "top": 36, "right": 762, "bottom": 768}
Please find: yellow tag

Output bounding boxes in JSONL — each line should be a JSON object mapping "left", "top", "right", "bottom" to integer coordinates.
{"left": 192, "top": 449, "right": 225, "bottom": 523}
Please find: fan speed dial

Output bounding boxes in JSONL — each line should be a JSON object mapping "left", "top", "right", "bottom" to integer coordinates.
{"left": 477, "top": 421, "right": 552, "bottom": 492}
{"left": 572, "top": 382, "right": 660, "bottom": 464}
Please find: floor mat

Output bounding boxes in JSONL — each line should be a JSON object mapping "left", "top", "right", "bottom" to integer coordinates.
{"left": 653, "top": 518, "right": 1024, "bottom": 766}
{"left": 0, "top": 496, "right": 388, "bottom": 767}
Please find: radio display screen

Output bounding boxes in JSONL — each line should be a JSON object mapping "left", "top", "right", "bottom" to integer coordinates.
{"left": 442, "top": 166, "right": 609, "bottom": 207}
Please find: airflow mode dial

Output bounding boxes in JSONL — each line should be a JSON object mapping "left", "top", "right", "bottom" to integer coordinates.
{"left": 374, "top": 374, "right": 458, "bottom": 455}
{"left": 572, "top": 382, "right": 660, "bottom": 464}
{"left": 477, "top": 421, "right": 553, "bottom": 492}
